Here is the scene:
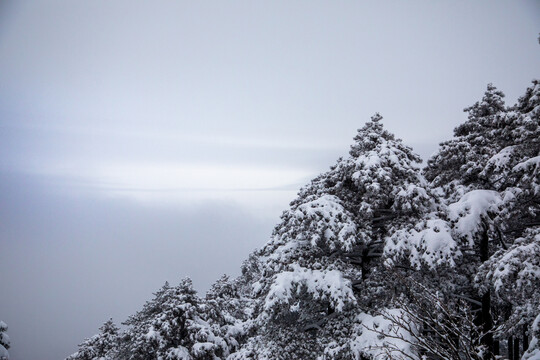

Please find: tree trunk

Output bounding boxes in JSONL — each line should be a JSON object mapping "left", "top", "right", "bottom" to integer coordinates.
{"left": 508, "top": 336, "right": 513, "bottom": 360}
{"left": 361, "top": 249, "right": 370, "bottom": 281}
{"left": 523, "top": 323, "right": 529, "bottom": 353}
{"left": 493, "top": 339, "right": 499, "bottom": 356}
{"left": 479, "top": 223, "right": 494, "bottom": 359}
{"left": 513, "top": 337, "right": 520, "bottom": 360}
{"left": 481, "top": 291, "right": 494, "bottom": 359}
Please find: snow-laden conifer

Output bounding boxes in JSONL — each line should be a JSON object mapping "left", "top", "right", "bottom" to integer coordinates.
{"left": 0, "top": 321, "right": 9, "bottom": 360}
{"left": 66, "top": 319, "right": 119, "bottom": 360}
{"left": 423, "top": 80, "right": 540, "bottom": 359}
{"left": 234, "top": 114, "right": 436, "bottom": 359}
{"left": 425, "top": 84, "right": 507, "bottom": 191}
{"left": 66, "top": 79, "right": 540, "bottom": 360}
{"left": 476, "top": 227, "right": 540, "bottom": 338}
{"left": 119, "top": 279, "right": 231, "bottom": 360}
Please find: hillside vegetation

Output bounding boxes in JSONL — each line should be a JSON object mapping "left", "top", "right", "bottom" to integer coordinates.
{"left": 68, "top": 80, "right": 540, "bottom": 360}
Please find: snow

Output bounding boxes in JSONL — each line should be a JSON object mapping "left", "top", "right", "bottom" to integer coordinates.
{"left": 144, "top": 326, "right": 161, "bottom": 342}
{"left": 522, "top": 313, "right": 540, "bottom": 360}
{"left": 481, "top": 145, "right": 515, "bottom": 180}
{"left": 350, "top": 309, "right": 416, "bottom": 360}
{"left": 480, "top": 230, "right": 540, "bottom": 293}
{"left": 384, "top": 218, "right": 460, "bottom": 269}
{"left": 264, "top": 264, "right": 356, "bottom": 312}
{"left": 292, "top": 195, "right": 357, "bottom": 251}
{"left": 165, "top": 346, "right": 191, "bottom": 360}
{"left": 512, "top": 156, "right": 540, "bottom": 196}
{"left": 493, "top": 243, "right": 540, "bottom": 292}
{"left": 512, "top": 155, "right": 540, "bottom": 172}
{"left": 353, "top": 143, "right": 407, "bottom": 172}
{"left": 192, "top": 342, "right": 217, "bottom": 356}
{"left": 448, "top": 190, "right": 502, "bottom": 246}
{"left": 488, "top": 146, "right": 515, "bottom": 168}
{"left": 0, "top": 344, "right": 7, "bottom": 360}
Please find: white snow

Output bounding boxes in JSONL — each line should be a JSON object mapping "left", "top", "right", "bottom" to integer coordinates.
{"left": 192, "top": 342, "right": 217, "bottom": 356}
{"left": 293, "top": 195, "right": 358, "bottom": 251}
{"left": 522, "top": 313, "right": 540, "bottom": 360}
{"left": 165, "top": 345, "right": 191, "bottom": 360}
{"left": 384, "top": 218, "right": 460, "bottom": 269}
{"left": 486, "top": 232, "right": 540, "bottom": 293}
{"left": 350, "top": 309, "right": 416, "bottom": 360}
{"left": 513, "top": 155, "right": 540, "bottom": 172}
{"left": 448, "top": 190, "right": 502, "bottom": 246}
{"left": 0, "top": 345, "right": 7, "bottom": 360}
{"left": 481, "top": 145, "right": 515, "bottom": 179}
{"left": 145, "top": 326, "right": 162, "bottom": 342}
{"left": 264, "top": 264, "right": 356, "bottom": 312}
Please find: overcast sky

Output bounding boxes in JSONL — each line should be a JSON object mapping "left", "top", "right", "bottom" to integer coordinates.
{"left": 0, "top": 1, "right": 539, "bottom": 359}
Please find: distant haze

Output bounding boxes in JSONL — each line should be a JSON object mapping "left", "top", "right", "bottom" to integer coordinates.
{"left": 0, "top": 1, "right": 539, "bottom": 359}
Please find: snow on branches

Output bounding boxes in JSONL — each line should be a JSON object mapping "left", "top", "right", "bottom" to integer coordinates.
{"left": 384, "top": 217, "right": 459, "bottom": 269}
{"left": 447, "top": 189, "right": 502, "bottom": 247}
{"left": 476, "top": 228, "right": 540, "bottom": 336}
{"left": 264, "top": 265, "right": 356, "bottom": 314}
{"left": 273, "top": 194, "right": 358, "bottom": 253}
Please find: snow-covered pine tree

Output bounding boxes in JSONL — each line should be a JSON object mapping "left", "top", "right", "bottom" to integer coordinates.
{"left": 476, "top": 228, "right": 540, "bottom": 348}
{"left": 204, "top": 274, "right": 253, "bottom": 355}
{"left": 424, "top": 80, "right": 540, "bottom": 359}
{"left": 118, "top": 278, "right": 231, "bottom": 360}
{"left": 66, "top": 79, "right": 539, "bottom": 360}
{"left": 0, "top": 321, "right": 9, "bottom": 360}
{"left": 486, "top": 80, "right": 540, "bottom": 238}
{"left": 425, "top": 84, "right": 507, "bottom": 193}
{"left": 473, "top": 81, "right": 539, "bottom": 359}
{"left": 66, "top": 319, "right": 120, "bottom": 360}
{"left": 473, "top": 79, "right": 540, "bottom": 354}
{"left": 232, "top": 114, "right": 435, "bottom": 359}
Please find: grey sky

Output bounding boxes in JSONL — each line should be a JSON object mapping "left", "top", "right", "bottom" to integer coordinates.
{"left": 0, "top": 1, "right": 539, "bottom": 359}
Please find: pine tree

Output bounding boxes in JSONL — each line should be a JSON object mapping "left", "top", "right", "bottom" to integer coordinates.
{"left": 0, "top": 321, "right": 9, "bottom": 360}
{"left": 66, "top": 319, "right": 119, "bottom": 360}
{"left": 488, "top": 80, "right": 540, "bottom": 238}
{"left": 118, "top": 278, "right": 231, "bottom": 360}
{"left": 476, "top": 228, "right": 540, "bottom": 339}
{"left": 423, "top": 81, "right": 540, "bottom": 359}
{"left": 67, "top": 80, "right": 540, "bottom": 360}
{"left": 233, "top": 114, "right": 435, "bottom": 359}
{"left": 204, "top": 275, "right": 252, "bottom": 355}
{"left": 425, "top": 84, "right": 507, "bottom": 192}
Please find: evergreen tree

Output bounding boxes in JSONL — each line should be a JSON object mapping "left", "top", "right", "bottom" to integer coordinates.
{"left": 425, "top": 84, "right": 507, "bottom": 192}
{"left": 118, "top": 278, "right": 231, "bottom": 360}
{"left": 476, "top": 227, "right": 540, "bottom": 340}
{"left": 486, "top": 80, "right": 540, "bottom": 238}
{"left": 67, "top": 79, "right": 540, "bottom": 360}
{"left": 0, "top": 321, "right": 9, "bottom": 360}
{"left": 66, "top": 319, "right": 119, "bottom": 360}
{"left": 233, "top": 114, "right": 435, "bottom": 359}
{"left": 423, "top": 80, "right": 540, "bottom": 359}
{"left": 204, "top": 275, "right": 253, "bottom": 355}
